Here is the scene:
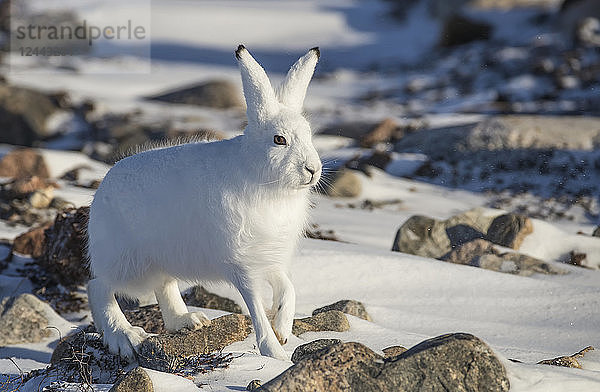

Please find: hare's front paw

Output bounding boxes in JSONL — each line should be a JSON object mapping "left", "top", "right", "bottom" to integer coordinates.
{"left": 104, "top": 326, "right": 149, "bottom": 360}
{"left": 165, "top": 311, "right": 211, "bottom": 331}
{"left": 272, "top": 313, "right": 293, "bottom": 345}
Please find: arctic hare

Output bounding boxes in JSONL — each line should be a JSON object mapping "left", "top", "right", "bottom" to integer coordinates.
{"left": 87, "top": 45, "right": 322, "bottom": 360}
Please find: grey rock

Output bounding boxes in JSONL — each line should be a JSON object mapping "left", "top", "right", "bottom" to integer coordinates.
{"left": 246, "top": 379, "right": 263, "bottom": 391}
{"left": 292, "top": 310, "right": 350, "bottom": 336}
{"left": 124, "top": 304, "right": 165, "bottom": 334}
{"left": 396, "top": 116, "right": 600, "bottom": 160}
{"left": 0, "top": 294, "right": 50, "bottom": 346}
{"left": 382, "top": 345, "right": 408, "bottom": 359}
{"left": 312, "top": 300, "right": 372, "bottom": 322}
{"left": 477, "top": 253, "right": 568, "bottom": 276}
{"left": 291, "top": 339, "right": 342, "bottom": 364}
{"left": 537, "top": 346, "right": 594, "bottom": 369}
{"left": 392, "top": 215, "right": 451, "bottom": 258}
{"left": 109, "top": 367, "right": 153, "bottom": 392}
{"left": 147, "top": 80, "right": 243, "bottom": 109}
{"left": 486, "top": 214, "right": 533, "bottom": 250}
{"left": 592, "top": 226, "right": 600, "bottom": 237}
{"left": 39, "top": 207, "right": 90, "bottom": 288}
{"left": 259, "top": 333, "right": 509, "bottom": 392}
{"left": 0, "top": 86, "right": 60, "bottom": 146}
{"left": 442, "top": 238, "right": 497, "bottom": 265}
{"left": 183, "top": 285, "right": 242, "bottom": 314}
{"left": 321, "top": 169, "right": 362, "bottom": 198}
{"left": 439, "top": 13, "right": 492, "bottom": 47}
{"left": 445, "top": 208, "right": 497, "bottom": 235}
{"left": 137, "top": 313, "right": 252, "bottom": 371}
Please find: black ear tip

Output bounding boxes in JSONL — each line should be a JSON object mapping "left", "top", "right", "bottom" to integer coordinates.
{"left": 310, "top": 47, "right": 320, "bottom": 59}
{"left": 235, "top": 44, "right": 246, "bottom": 60}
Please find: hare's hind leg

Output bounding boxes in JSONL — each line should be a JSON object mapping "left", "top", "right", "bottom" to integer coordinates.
{"left": 155, "top": 278, "right": 210, "bottom": 331}
{"left": 268, "top": 270, "right": 295, "bottom": 345}
{"left": 232, "top": 274, "right": 287, "bottom": 360}
{"left": 87, "top": 278, "right": 149, "bottom": 360}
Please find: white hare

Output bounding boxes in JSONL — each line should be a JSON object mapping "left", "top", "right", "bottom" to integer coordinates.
{"left": 87, "top": 45, "right": 322, "bottom": 360}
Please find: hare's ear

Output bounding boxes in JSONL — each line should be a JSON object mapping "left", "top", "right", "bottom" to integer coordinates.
{"left": 235, "top": 45, "right": 279, "bottom": 125}
{"left": 277, "top": 47, "right": 320, "bottom": 112}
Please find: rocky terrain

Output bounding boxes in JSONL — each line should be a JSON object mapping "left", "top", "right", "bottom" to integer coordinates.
{"left": 0, "top": 0, "right": 599, "bottom": 390}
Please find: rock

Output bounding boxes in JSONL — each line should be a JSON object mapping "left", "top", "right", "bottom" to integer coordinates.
{"left": 12, "top": 222, "right": 52, "bottom": 258}
{"left": 260, "top": 334, "right": 509, "bottom": 391}
{"left": 444, "top": 208, "right": 498, "bottom": 237}
{"left": 183, "top": 286, "right": 242, "bottom": 314}
{"left": 360, "top": 118, "right": 401, "bottom": 148}
{"left": 291, "top": 339, "right": 342, "bottom": 364}
{"left": 345, "top": 151, "right": 393, "bottom": 175}
{"left": 0, "top": 294, "right": 51, "bottom": 346}
{"left": 0, "top": 85, "right": 60, "bottom": 146}
{"left": 38, "top": 207, "right": 90, "bottom": 287}
{"left": 29, "top": 186, "right": 54, "bottom": 209}
{"left": 391, "top": 215, "right": 451, "bottom": 258}
{"left": 442, "top": 238, "right": 497, "bottom": 265}
{"left": 538, "top": 346, "right": 594, "bottom": 369}
{"left": 320, "top": 119, "right": 403, "bottom": 147}
{"left": 382, "top": 345, "right": 408, "bottom": 359}
{"left": 442, "top": 238, "right": 567, "bottom": 275}
{"left": 477, "top": 253, "right": 567, "bottom": 276}
{"left": 124, "top": 304, "right": 165, "bottom": 334}
{"left": 147, "top": 80, "right": 243, "bottom": 109}
{"left": 396, "top": 116, "right": 600, "bottom": 161}
{"left": 565, "top": 251, "right": 588, "bottom": 267}
{"left": 486, "top": 214, "right": 533, "bottom": 250}
{"left": 49, "top": 197, "right": 74, "bottom": 211}
{"left": 109, "top": 367, "right": 153, "bottom": 392}
{"left": 51, "top": 326, "right": 129, "bottom": 384}
{"left": 259, "top": 342, "right": 381, "bottom": 391}
{"left": 292, "top": 310, "right": 350, "bottom": 336}
{"left": 321, "top": 169, "right": 362, "bottom": 198}
{"left": 246, "top": 379, "right": 263, "bottom": 391}
{"left": 5, "top": 176, "right": 51, "bottom": 198}
{"left": 0, "top": 148, "right": 50, "bottom": 179}
{"left": 593, "top": 226, "right": 600, "bottom": 237}
{"left": 439, "top": 13, "right": 492, "bottom": 47}
{"left": 312, "top": 300, "right": 372, "bottom": 322}
{"left": 137, "top": 314, "right": 252, "bottom": 371}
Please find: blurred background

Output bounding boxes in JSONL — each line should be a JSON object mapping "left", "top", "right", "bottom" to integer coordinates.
{"left": 0, "top": 0, "right": 598, "bottom": 230}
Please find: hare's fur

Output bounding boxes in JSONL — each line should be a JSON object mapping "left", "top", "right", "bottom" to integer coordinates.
{"left": 87, "top": 46, "right": 321, "bottom": 360}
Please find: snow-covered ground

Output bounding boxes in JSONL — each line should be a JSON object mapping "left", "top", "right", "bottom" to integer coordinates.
{"left": 1, "top": 0, "right": 599, "bottom": 390}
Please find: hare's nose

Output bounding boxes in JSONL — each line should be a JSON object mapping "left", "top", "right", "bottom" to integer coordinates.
{"left": 305, "top": 166, "right": 316, "bottom": 175}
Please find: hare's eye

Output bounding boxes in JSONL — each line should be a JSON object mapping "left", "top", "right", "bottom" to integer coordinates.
{"left": 274, "top": 135, "right": 287, "bottom": 146}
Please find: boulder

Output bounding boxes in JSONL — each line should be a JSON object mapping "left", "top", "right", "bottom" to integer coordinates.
{"left": 291, "top": 339, "right": 342, "bottom": 364}
{"left": 29, "top": 186, "right": 54, "bottom": 209}
{"left": 38, "top": 207, "right": 90, "bottom": 287}
{"left": 0, "top": 148, "right": 49, "bottom": 179}
{"left": 439, "top": 14, "right": 492, "bottom": 47}
{"left": 292, "top": 310, "right": 350, "bottom": 336}
{"left": 137, "top": 314, "right": 252, "bottom": 371}
{"left": 593, "top": 226, "right": 600, "bottom": 237}
{"left": 312, "top": 300, "right": 372, "bottom": 322}
{"left": 321, "top": 169, "right": 362, "bottom": 198}
{"left": 391, "top": 215, "right": 451, "bottom": 258}
{"left": 12, "top": 222, "right": 52, "bottom": 258}
{"left": 4, "top": 176, "right": 52, "bottom": 199}
{"left": 246, "top": 379, "right": 263, "bottom": 391}
{"left": 382, "top": 345, "right": 408, "bottom": 359}
{"left": 486, "top": 214, "right": 533, "bottom": 249}
{"left": 183, "top": 286, "right": 242, "bottom": 314}
{"left": 0, "top": 294, "right": 51, "bottom": 346}
{"left": 147, "top": 80, "right": 243, "bottom": 109}
{"left": 477, "top": 253, "right": 567, "bottom": 276}
{"left": 538, "top": 346, "right": 594, "bottom": 369}
{"left": 442, "top": 238, "right": 497, "bottom": 265}
{"left": 0, "top": 85, "right": 60, "bottom": 146}
{"left": 124, "top": 304, "right": 165, "bottom": 334}
{"left": 109, "top": 367, "right": 153, "bottom": 392}
{"left": 259, "top": 333, "right": 509, "bottom": 392}
{"left": 320, "top": 119, "right": 403, "bottom": 147}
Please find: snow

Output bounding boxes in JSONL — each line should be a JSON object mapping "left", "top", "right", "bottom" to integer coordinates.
{"left": 1, "top": 0, "right": 600, "bottom": 390}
